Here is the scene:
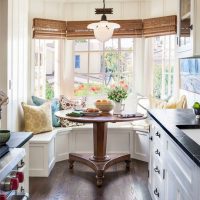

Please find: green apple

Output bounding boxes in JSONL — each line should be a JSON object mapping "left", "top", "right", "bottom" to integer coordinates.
{"left": 193, "top": 102, "right": 200, "bottom": 109}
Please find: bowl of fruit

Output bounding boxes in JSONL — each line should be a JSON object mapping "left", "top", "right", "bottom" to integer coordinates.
{"left": 95, "top": 99, "right": 114, "bottom": 113}
{"left": 193, "top": 102, "right": 200, "bottom": 118}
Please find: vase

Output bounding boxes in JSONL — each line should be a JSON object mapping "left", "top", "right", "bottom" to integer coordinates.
{"left": 113, "top": 101, "right": 124, "bottom": 115}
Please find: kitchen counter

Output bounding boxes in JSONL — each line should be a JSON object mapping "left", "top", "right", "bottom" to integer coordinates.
{"left": 148, "top": 109, "right": 200, "bottom": 167}
{"left": 6, "top": 132, "right": 33, "bottom": 148}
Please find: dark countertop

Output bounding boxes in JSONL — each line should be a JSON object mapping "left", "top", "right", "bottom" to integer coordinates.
{"left": 148, "top": 109, "right": 200, "bottom": 167}
{"left": 6, "top": 132, "right": 33, "bottom": 148}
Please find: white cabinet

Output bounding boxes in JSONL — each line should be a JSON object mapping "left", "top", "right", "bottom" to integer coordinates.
{"left": 177, "top": 0, "right": 200, "bottom": 56}
{"left": 148, "top": 118, "right": 200, "bottom": 200}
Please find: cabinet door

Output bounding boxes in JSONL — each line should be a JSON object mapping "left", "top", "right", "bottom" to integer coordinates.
{"left": 165, "top": 166, "right": 192, "bottom": 200}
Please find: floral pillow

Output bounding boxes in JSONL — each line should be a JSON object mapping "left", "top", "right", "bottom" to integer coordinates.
{"left": 59, "top": 95, "right": 86, "bottom": 127}
{"left": 60, "top": 95, "right": 86, "bottom": 110}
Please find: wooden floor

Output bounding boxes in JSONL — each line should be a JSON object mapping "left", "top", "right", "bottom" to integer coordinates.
{"left": 30, "top": 159, "right": 151, "bottom": 200}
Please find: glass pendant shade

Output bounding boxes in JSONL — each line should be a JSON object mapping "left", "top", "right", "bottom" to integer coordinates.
{"left": 87, "top": 21, "right": 120, "bottom": 42}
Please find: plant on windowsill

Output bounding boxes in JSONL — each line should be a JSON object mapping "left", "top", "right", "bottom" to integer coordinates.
{"left": 107, "top": 80, "right": 128, "bottom": 114}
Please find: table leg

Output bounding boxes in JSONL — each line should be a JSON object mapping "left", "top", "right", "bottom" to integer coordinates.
{"left": 68, "top": 122, "right": 131, "bottom": 186}
{"left": 91, "top": 122, "right": 110, "bottom": 162}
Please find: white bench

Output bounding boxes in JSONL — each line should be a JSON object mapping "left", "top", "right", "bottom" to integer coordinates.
{"left": 29, "top": 122, "right": 149, "bottom": 177}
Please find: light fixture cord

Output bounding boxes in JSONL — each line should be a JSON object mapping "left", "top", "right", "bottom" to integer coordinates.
{"left": 103, "top": 0, "right": 105, "bottom": 10}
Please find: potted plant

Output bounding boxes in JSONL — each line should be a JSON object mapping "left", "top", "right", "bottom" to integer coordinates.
{"left": 107, "top": 80, "right": 128, "bottom": 114}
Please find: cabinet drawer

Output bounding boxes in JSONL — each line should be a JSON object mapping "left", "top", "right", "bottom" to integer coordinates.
{"left": 152, "top": 174, "right": 164, "bottom": 200}
{"left": 153, "top": 156, "right": 164, "bottom": 182}
{"left": 151, "top": 123, "right": 165, "bottom": 146}
{"left": 153, "top": 144, "right": 164, "bottom": 163}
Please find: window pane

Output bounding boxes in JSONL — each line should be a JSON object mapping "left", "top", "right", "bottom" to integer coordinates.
{"left": 74, "top": 75, "right": 88, "bottom": 96}
{"left": 34, "top": 39, "right": 58, "bottom": 99}
{"left": 89, "top": 74, "right": 104, "bottom": 84}
{"left": 89, "top": 52, "right": 103, "bottom": 73}
{"left": 90, "top": 39, "right": 103, "bottom": 51}
{"left": 104, "top": 51, "right": 119, "bottom": 74}
{"left": 74, "top": 39, "right": 88, "bottom": 51}
{"left": 74, "top": 52, "right": 88, "bottom": 73}
{"left": 120, "top": 51, "right": 133, "bottom": 73}
{"left": 152, "top": 35, "right": 175, "bottom": 99}
{"left": 105, "top": 38, "right": 118, "bottom": 50}
{"left": 121, "top": 38, "right": 134, "bottom": 50}
{"left": 88, "top": 76, "right": 105, "bottom": 96}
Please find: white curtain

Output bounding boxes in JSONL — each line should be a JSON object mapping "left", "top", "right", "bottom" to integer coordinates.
{"left": 134, "top": 38, "right": 153, "bottom": 98}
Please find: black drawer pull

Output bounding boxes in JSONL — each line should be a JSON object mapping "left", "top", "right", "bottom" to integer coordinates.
{"left": 154, "top": 188, "right": 159, "bottom": 197}
{"left": 149, "top": 136, "right": 153, "bottom": 141}
{"left": 155, "top": 149, "right": 160, "bottom": 156}
{"left": 154, "top": 166, "right": 160, "bottom": 174}
{"left": 155, "top": 132, "right": 161, "bottom": 138}
{"left": 17, "top": 160, "right": 25, "bottom": 169}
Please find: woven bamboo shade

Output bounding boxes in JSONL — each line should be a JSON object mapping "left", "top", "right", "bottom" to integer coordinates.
{"left": 33, "top": 15, "right": 177, "bottom": 39}
{"left": 143, "top": 15, "right": 177, "bottom": 37}
{"left": 33, "top": 18, "right": 67, "bottom": 39}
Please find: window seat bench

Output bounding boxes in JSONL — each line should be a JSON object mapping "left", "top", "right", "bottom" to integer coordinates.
{"left": 29, "top": 121, "right": 149, "bottom": 177}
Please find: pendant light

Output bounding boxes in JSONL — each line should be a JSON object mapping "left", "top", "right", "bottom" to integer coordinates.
{"left": 87, "top": 0, "right": 120, "bottom": 42}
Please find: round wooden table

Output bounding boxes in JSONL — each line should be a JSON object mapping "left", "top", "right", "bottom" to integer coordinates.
{"left": 55, "top": 110, "right": 146, "bottom": 186}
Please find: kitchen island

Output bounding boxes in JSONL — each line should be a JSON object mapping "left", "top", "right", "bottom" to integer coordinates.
{"left": 148, "top": 109, "right": 200, "bottom": 200}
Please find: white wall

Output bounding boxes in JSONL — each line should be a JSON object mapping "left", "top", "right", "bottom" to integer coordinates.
{"left": 0, "top": 0, "right": 29, "bottom": 130}
{"left": 29, "top": 0, "right": 152, "bottom": 21}
{"left": 150, "top": 0, "right": 178, "bottom": 17}
{"left": 0, "top": 0, "right": 8, "bottom": 129}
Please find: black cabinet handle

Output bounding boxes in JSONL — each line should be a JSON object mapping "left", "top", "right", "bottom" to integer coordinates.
{"left": 149, "top": 136, "right": 153, "bottom": 141}
{"left": 155, "top": 132, "right": 161, "bottom": 138}
{"left": 189, "top": 24, "right": 193, "bottom": 30}
{"left": 154, "top": 188, "right": 159, "bottom": 197}
{"left": 155, "top": 149, "right": 160, "bottom": 156}
{"left": 154, "top": 166, "right": 160, "bottom": 174}
{"left": 17, "top": 160, "right": 25, "bottom": 169}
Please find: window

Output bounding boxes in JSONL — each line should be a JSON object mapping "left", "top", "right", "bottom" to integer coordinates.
{"left": 152, "top": 35, "right": 175, "bottom": 99}
{"left": 33, "top": 39, "right": 60, "bottom": 99}
{"left": 73, "top": 38, "right": 135, "bottom": 97}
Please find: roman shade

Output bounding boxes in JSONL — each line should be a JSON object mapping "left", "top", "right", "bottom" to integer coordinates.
{"left": 143, "top": 15, "right": 177, "bottom": 37}
{"left": 33, "top": 18, "right": 67, "bottom": 39}
{"left": 32, "top": 15, "right": 177, "bottom": 39}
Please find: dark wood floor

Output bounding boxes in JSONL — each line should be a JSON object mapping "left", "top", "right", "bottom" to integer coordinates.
{"left": 30, "top": 159, "right": 151, "bottom": 200}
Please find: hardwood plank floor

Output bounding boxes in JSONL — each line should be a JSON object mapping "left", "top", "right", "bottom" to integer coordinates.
{"left": 30, "top": 159, "right": 151, "bottom": 200}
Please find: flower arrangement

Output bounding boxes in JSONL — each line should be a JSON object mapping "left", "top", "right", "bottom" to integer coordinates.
{"left": 107, "top": 80, "right": 128, "bottom": 103}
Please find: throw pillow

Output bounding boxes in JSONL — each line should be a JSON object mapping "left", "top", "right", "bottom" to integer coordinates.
{"left": 149, "top": 96, "right": 167, "bottom": 108}
{"left": 21, "top": 102, "right": 53, "bottom": 134}
{"left": 60, "top": 95, "right": 86, "bottom": 110}
{"left": 59, "top": 95, "right": 86, "bottom": 127}
{"left": 32, "top": 96, "right": 60, "bottom": 127}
